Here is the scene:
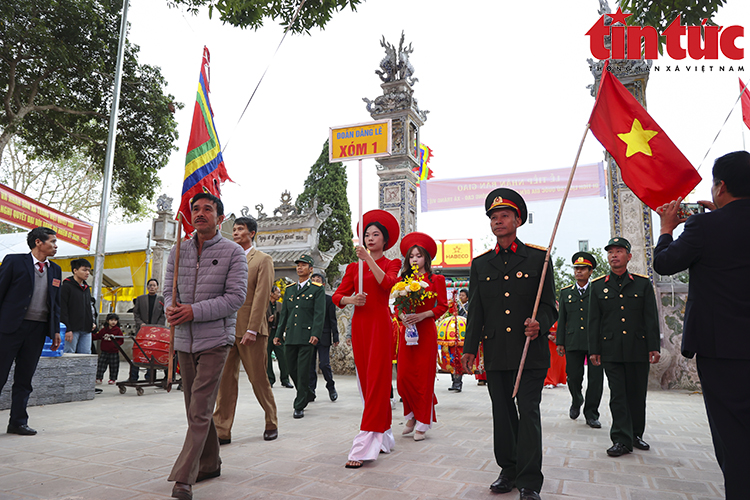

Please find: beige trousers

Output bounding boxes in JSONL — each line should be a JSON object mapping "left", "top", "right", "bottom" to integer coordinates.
{"left": 213, "top": 334, "right": 278, "bottom": 439}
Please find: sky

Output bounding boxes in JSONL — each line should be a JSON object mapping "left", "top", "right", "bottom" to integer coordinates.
{"left": 125, "top": 0, "right": 750, "bottom": 258}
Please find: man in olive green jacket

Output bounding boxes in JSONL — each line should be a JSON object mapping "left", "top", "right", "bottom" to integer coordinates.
{"left": 275, "top": 255, "right": 325, "bottom": 419}
{"left": 588, "top": 237, "right": 660, "bottom": 458}
{"left": 461, "top": 188, "right": 557, "bottom": 500}
{"left": 556, "top": 251, "right": 603, "bottom": 429}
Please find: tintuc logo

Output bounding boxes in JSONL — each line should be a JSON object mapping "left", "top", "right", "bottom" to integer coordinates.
{"left": 586, "top": 7, "right": 744, "bottom": 61}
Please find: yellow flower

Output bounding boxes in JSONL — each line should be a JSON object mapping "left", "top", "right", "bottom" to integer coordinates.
{"left": 408, "top": 281, "right": 422, "bottom": 292}
{"left": 394, "top": 282, "right": 407, "bottom": 291}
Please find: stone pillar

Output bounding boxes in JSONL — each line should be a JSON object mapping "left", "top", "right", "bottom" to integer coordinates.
{"left": 364, "top": 33, "right": 428, "bottom": 256}
{"left": 150, "top": 195, "right": 178, "bottom": 289}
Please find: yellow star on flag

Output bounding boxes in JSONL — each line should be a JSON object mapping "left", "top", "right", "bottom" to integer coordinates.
{"left": 617, "top": 118, "right": 659, "bottom": 157}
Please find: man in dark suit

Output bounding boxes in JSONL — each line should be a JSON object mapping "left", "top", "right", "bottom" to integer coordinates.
{"left": 308, "top": 273, "right": 339, "bottom": 402}
{"left": 266, "top": 285, "right": 292, "bottom": 388}
{"left": 129, "top": 278, "right": 166, "bottom": 382}
{"left": 461, "top": 188, "right": 557, "bottom": 500}
{"left": 0, "top": 227, "right": 62, "bottom": 436}
{"left": 588, "top": 237, "right": 660, "bottom": 458}
{"left": 653, "top": 151, "right": 750, "bottom": 500}
{"left": 556, "top": 252, "right": 603, "bottom": 429}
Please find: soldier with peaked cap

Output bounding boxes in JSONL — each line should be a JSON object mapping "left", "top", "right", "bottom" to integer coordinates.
{"left": 461, "top": 188, "right": 557, "bottom": 500}
{"left": 588, "top": 237, "right": 660, "bottom": 458}
{"left": 275, "top": 254, "right": 325, "bottom": 419}
{"left": 556, "top": 252, "right": 604, "bottom": 429}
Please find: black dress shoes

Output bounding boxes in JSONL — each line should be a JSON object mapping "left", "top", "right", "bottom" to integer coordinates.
{"left": 196, "top": 467, "right": 220, "bottom": 483}
{"left": 218, "top": 437, "right": 231, "bottom": 445}
{"left": 489, "top": 474, "right": 515, "bottom": 493}
{"left": 171, "top": 482, "right": 192, "bottom": 500}
{"left": 633, "top": 436, "right": 650, "bottom": 450}
{"left": 519, "top": 488, "right": 542, "bottom": 500}
{"left": 606, "top": 443, "right": 631, "bottom": 457}
{"left": 569, "top": 404, "right": 581, "bottom": 420}
{"left": 281, "top": 382, "right": 294, "bottom": 389}
{"left": 293, "top": 409, "right": 304, "bottom": 419}
{"left": 263, "top": 428, "right": 278, "bottom": 441}
{"left": 329, "top": 390, "right": 338, "bottom": 401}
{"left": 586, "top": 418, "right": 602, "bottom": 428}
{"left": 7, "top": 424, "right": 37, "bottom": 435}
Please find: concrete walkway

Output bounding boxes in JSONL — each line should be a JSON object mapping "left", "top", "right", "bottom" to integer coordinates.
{"left": 0, "top": 365, "right": 724, "bottom": 499}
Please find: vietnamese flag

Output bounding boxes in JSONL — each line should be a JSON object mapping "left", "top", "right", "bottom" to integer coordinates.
{"left": 589, "top": 64, "right": 701, "bottom": 210}
{"left": 740, "top": 78, "right": 750, "bottom": 131}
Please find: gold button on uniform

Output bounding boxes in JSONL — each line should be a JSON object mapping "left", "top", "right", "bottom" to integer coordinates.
{"left": 504, "top": 275, "right": 509, "bottom": 280}
{"left": 506, "top": 327, "right": 511, "bottom": 332}
{"left": 623, "top": 330, "right": 627, "bottom": 334}
{"left": 505, "top": 310, "right": 510, "bottom": 315}
{"left": 505, "top": 292, "right": 510, "bottom": 297}
{"left": 621, "top": 318, "right": 625, "bottom": 322}
{"left": 486, "top": 277, "right": 490, "bottom": 281}
{"left": 620, "top": 306, "right": 624, "bottom": 310}
{"left": 619, "top": 294, "right": 623, "bottom": 298}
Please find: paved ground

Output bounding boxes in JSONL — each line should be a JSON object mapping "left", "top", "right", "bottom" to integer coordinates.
{"left": 0, "top": 363, "right": 724, "bottom": 500}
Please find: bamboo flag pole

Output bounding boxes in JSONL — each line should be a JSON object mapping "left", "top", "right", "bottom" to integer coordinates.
{"left": 512, "top": 123, "right": 591, "bottom": 398}
{"left": 167, "top": 213, "right": 184, "bottom": 391}
{"left": 358, "top": 158, "right": 364, "bottom": 294}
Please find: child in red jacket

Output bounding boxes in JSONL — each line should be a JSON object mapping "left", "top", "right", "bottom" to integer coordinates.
{"left": 94, "top": 313, "right": 124, "bottom": 384}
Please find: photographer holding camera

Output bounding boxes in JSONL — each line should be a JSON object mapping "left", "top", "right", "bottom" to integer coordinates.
{"left": 654, "top": 150, "right": 750, "bottom": 500}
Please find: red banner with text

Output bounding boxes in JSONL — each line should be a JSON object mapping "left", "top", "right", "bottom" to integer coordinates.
{"left": 0, "top": 183, "right": 93, "bottom": 250}
{"left": 419, "top": 163, "right": 605, "bottom": 212}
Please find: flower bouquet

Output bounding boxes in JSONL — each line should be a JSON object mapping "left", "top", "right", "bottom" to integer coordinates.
{"left": 390, "top": 265, "right": 436, "bottom": 346}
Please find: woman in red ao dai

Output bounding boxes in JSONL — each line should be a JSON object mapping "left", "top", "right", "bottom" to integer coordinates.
{"left": 397, "top": 232, "right": 448, "bottom": 441}
{"left": 333, "top": 210, "right": 401, "bottom": 469}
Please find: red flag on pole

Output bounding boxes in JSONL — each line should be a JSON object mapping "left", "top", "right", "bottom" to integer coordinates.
{"left": 740, "top": 78, "right": 750, "bottom": 131}
{"left": 178, "top": 47, "right": 231, "bottom": 234}
{"left": 589, "top": 64, "right": 701, "bottom": 210}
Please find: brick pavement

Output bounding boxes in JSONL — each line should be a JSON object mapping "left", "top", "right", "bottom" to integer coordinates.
{"left": 0, "top": 364, "right": 724, "bottom": 499}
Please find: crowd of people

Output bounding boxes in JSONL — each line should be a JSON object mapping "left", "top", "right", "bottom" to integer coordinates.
{"left": 1, "top": 151, "right": 749, "bottom": 500}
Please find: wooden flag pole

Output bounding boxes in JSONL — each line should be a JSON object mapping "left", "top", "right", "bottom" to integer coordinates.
{"left": 358, "top": 158, "right": 364, "bottom": 294}
{"left": 167, "top": 213, "right": 184, "bottom": 392}
{"left": 512, "top": 123, "right": 591, "bottom": 398}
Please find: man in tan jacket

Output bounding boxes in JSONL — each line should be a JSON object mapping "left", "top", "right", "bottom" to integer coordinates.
{"left": 213, "top": 216, "right": 279, "bottom": 443}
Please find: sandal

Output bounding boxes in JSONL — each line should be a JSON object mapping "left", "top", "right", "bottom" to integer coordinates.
{"left": 402, "top": 419, "right": 416, "bottom": 435}
{"left": 345, "top": 460, "right": 363, "bottom": 469}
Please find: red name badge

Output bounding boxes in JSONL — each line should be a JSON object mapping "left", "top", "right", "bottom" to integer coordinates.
{"left": 52, "top": 279, "right": 61, "bottom": 287}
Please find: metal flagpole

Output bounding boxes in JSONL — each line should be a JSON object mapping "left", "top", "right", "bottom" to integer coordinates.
{"left": 93, "top": 0, "right": 129, "bottom": 312}
{"left": 512, "top": 123, "right": 591, "bottom": 398}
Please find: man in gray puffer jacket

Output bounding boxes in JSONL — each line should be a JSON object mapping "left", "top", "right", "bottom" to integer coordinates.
{"left": 165, "top": 193, "right": 248, "bottom": 500}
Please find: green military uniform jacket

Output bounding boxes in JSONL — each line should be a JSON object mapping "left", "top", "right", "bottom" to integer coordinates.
{"left": 275, "top": 280, "right": 325, "bottom": 346}
{"left": 557, "top": 283, "right": 592, "bottom": 352}
{"left": 464, "top": 238, "right": 558, "bottom": 371}
{"left": 588, "top": 271, "right": 660, "bottom": 362}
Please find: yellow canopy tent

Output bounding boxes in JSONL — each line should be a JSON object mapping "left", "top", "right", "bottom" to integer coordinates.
{"left": 53, "top": 250, "right": 151, "bottom": 313}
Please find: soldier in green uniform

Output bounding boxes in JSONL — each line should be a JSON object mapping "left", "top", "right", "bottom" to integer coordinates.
{"left": 588, "top": 237, "right": 661, "bottom": 457}
{"left": 274, "top": 255, "right": 325, "bottom": 419}
{"left": 556, "top": 252, "right": 604, "bottom": 429}
{"left": 461, "top": 188, "right": 557, "bottom": 500}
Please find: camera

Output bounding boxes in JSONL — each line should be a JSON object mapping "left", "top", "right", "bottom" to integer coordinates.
{"left": 677, "top": 203, "right": 705, "bottom": 219}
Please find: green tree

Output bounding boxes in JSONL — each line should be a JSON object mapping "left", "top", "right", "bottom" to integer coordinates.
{"left": 1, "top": 138, "right": 102, "bottom": 222}
{"left": 168, "top": 0, "right": 362, "bottom": 33}
{"left": 619, "top": 0, "right": 727, "bottom": 32}
{"left": 296, "top": 140, "right": 355, "bottom": 283}
{"left": 0, "top": 0, "right": 182, "bottom": 216}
